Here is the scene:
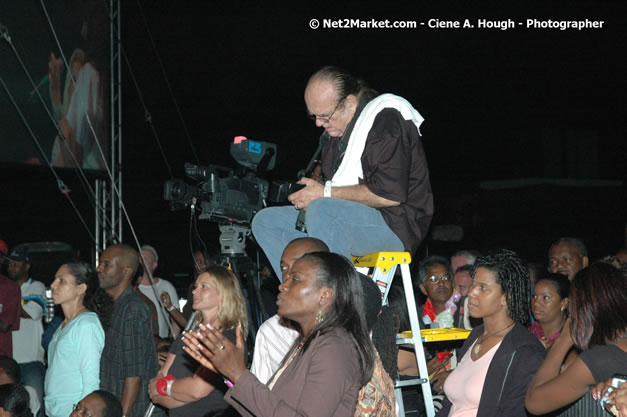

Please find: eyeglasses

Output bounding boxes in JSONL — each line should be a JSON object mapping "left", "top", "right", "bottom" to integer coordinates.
{"left": 548, "top": 256, "right": 577, "bottom": 266}
{"left": 72, "top": 403, "right": 93, "bottom": 417}
{"left": 426, "top": 274, "right": 451, "bottom": 284}
{"left": 307, "top": 98, "right": 345, "bottom": 124}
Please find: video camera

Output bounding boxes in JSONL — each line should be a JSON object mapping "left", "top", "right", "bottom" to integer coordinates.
{"left": 163, "top": 137, "right": 276, "bottom": 226}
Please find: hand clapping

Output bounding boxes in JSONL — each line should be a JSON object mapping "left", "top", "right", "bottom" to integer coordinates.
{"left": 182, "top": 323, "right": 247, "bottom": 384}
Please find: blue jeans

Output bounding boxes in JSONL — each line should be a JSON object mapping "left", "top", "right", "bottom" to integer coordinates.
{"left": 252, "top": 198, "right": 404, "bottom": 280}
{"left": 19, "top": 361, "right": 45, "bottom": 417}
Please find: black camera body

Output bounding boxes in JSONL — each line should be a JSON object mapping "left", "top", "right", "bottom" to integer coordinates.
{"left": 267, "top": 180, "right": 309, "bottom": 232}
{"left": 267, "top": 180, "right": 305, "bottom": 203}
{"left": 163, "top": 138, "right": 276, "bottom": 226}
{"left": 163, "top": 163, "right": 268, "bottom": 225}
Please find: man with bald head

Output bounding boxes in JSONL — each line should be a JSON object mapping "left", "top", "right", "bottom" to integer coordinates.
{"left": 250, "top": 237, "right": 329, "bottom": 383}
{"left": 97, "top": 244, "right": 162, "bottom": 417}
{"left": 252, "top": 66, "right": 433, "bottom": 278}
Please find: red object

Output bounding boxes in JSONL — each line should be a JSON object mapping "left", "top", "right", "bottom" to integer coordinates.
{"left": 156, "top": 374, "right": 176, "bottom": 396}
{"left": 436, "top": 351, "right": 452, "bottom": 363}
{"left": 233, "top": 136, "right": 247, "bottom": 144}
{"left": 422, "top": 299, "right": 436, "bottom": 322}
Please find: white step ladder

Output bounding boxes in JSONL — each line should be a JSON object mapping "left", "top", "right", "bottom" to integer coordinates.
{"left": 353, "top": 252, "right": 435, "bottom": 417}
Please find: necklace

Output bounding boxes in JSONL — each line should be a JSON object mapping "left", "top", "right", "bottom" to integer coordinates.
{"left": 64, "top": 306, "right": 88, "bottom": 325}
{"left": 473, "top": 321, "right": 515, "bottom": 355}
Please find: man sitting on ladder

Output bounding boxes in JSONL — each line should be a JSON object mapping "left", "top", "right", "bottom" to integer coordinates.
{"left": 252, "top": 65, "right": 433, "bottom": 280}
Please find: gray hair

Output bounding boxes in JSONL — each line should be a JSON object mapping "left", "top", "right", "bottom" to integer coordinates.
{"left": 141, "top": 244, "right": 158, "bottom": 263}
{"left": 451, "top": 250, "right": 480, "bottom": 267}
{"left": 548, "top": 237, "right": 588, "bottom": 258}
{"left": 418, "top": 255, "right": 453, "bottom": 283}
{"left": 308, "top": 66, "right": 378, "bottom": 103}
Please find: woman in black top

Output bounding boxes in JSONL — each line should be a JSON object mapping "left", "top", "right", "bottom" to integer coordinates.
{"left": 148, "top": 266, "right": 248, "bottom": 417}
{"left": 437, "top": 249, "right": 545, "bottom": 417}
{"left": 526, "top": 262, "right": 627, "bottom": 415}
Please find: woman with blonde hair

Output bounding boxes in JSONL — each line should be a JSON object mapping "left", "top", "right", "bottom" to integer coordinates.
{"left": 149, "top": 266, "right": 248, "bottom": 417}
{"left": 182, "top": 252, "right": 376, "bottom": 417}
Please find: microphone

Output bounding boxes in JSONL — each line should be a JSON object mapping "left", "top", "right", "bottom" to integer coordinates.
{"left": 45, "top": 289, "right": 55, "bottom": 323}
{"left": 31, "top": 54, "right": 64, "bottom": 97}
{"left": 143, "top": 311, "right": 200, "bottom": 417}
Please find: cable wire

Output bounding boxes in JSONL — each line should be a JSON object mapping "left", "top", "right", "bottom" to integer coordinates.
{"left": 102, "top": 0, "right": 177, "bottom": 180}
{"left": 1, "top": 25, "right": 99, "bottom": 209}
{"left": 121, "top": 46, "right": 174, "bottom": 179}
{"left": 135, "top": 0, "right": 200, "bottom": 165}
{"left": 2, "top": 39, "right": 118, "bottom": 234}
{"left": 39, "top": 0, "right": 114, "bottom": 192}
{"left": 38, "top": 2, "right": 183, "bottom": 337}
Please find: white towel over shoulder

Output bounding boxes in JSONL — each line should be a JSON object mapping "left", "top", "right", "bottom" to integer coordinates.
{"left": 331, "top": 93, "right": 424, "bottom": 187}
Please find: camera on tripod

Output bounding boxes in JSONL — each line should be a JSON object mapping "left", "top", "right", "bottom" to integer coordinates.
{"left": 163, "top": 137, "right": 276, "bottom": 226}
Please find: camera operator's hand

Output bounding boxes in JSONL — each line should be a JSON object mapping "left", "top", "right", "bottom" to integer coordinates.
{"left": 288, "top": 178, "right": 324, "bottom": 209}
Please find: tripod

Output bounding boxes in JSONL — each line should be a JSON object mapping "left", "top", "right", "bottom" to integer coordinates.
{"left": 215, "top": 224, "right": 269, "bottom": 352}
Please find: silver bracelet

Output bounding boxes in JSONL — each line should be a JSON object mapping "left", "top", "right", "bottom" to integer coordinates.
{"left": 166, "top": 378, "right": 175, "bottom": 397}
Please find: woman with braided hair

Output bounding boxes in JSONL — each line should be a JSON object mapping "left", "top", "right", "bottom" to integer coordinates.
{"left": 437, "top": 249, "right": 545, "bottom": 417}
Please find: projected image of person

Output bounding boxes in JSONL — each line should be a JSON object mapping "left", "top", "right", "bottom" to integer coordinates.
{"left": 48, "top": 0, "right": 108, "bottom": 170}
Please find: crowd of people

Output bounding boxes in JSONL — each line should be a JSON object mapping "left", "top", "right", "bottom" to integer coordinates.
{"left": 1, "top": 64, "right": 626, "bottom": 417}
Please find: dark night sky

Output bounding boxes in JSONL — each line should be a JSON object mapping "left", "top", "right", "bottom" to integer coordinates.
{"left": 2, "top": 2, "right": 626, "bottom": 283}
{"left": 119, "top": 3, "right": 626, "bottom": 180}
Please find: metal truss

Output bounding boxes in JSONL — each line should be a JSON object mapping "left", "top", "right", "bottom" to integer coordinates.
{"left": 95, "top": 0, "right": 122, "bottom": 263}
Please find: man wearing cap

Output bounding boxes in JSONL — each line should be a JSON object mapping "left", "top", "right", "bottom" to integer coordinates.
{"left": 7, "top": 249, "right": 46, "bottom": 415}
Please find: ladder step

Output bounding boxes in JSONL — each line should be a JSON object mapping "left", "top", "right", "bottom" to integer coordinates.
{"left": 352, "top": 252, "right": 436, "bottom": 417}
{"left": 352, "top": 251, "right": 411, "bottom": 272}
{"left": 395, "top": 378, "right": 429, "bottom": 388}
{"left": 398, "top": 328, "right": 471, "bottom": 343}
